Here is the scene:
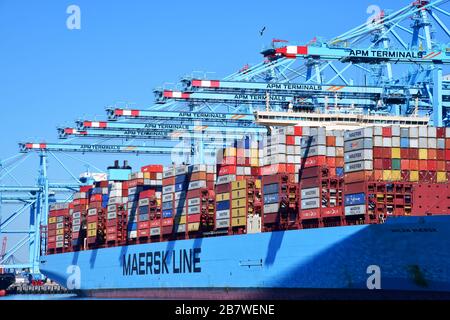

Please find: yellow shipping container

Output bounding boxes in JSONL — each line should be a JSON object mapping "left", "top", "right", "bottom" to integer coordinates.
{"left": 232, "top": 207, "right": 247, "bottom": 218}
{"left": 56, "top": 229, "right": 64, "bottom": 235}
{"left": 437, "top": 172, "right": 447, "bottom": 183}
{"left": 419, "top": 149, "right": 428, "bottom": 160}
{"left": 216, "top": 193, "right": 230, "bottom": 202}
{"left": 391, "top": 170, "right": 401, "bottom": 181}
{"left": 231, "top": 217, "right": 246, "bottom": 227}
{"left": 87, "top": 229, "right": 97, "bottom": 237}
{"left": 88, "top": 222, "right": 97, "bottom": 230}
{"left": 156, "top": 199, "right": 161, "bottom": 206}
{"left": 48, "top": 217, "right": 57, "bottom": 224}
{"left": 231, "top": 198, "right": 246, "bottom": 208}
{"left": 251, "top": 149, "right": 258, "bottom": 158}
{"left": 251, "top": 158, "right": 259, "bottom": 167}
{"left": 232, "top": 189, "right": 246, "bottom": 199}
{"left": 175, "top": 216, "right": 187, "bottom": 224}
{"left": 224, "top": 148, "right": 236, "bottom": 157}
{"left": 383, "top": 170, "right": 392, "bottom": 181}
{"left": 255, "top": 179, "right": 261, "bottom": 189}
{"left": 391, "top": 148, "right": 401, "bottom": 159}
{"left": 231, "top": 181, "right": 246, "bottom": 190}
{"left": 143, "top": 172, "right": 150, "bottom": 179}
{"left": 188, "top": 223, "right": 200, "bottom": 232}
{"left": 410, "top": 171, "right": 419, "bottom": 182}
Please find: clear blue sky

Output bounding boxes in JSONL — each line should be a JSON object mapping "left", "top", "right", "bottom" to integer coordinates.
{"left": 0, "top": 0, "right": 398, "bottom": 261}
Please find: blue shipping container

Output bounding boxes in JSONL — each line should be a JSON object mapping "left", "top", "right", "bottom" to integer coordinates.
{"left": 336, "top": 167, "right": 344, "bottom": 177}
{"left": 139, "top": 214, "right": 149, "bottom": 221}
{"left": 175, "top": 175, "right": 187, "bottom": 184}
{"left": 127, "top": 223, "right": 137, "bottom": 231}
{"left": 264, "top": 193, "right": 279, "bottom": 204}
{"left": 344, "top": 193, "right": 366, "bottom": 206}
{"left": 263, "top": 183, "right": 279, "bottom": 195}
{"left": 162, "top": 202, "right": 173, "bottom": 210}
{"left": 162, "top": 210, "right": 173, "bottom": 218}
{"left": 175, "top": 183, "right": 186, "bottom": 192}
{"left": 400, "top": 137, "right": 409, "bottom": 148}
{"left": 216, "top": 200, "right": 230, "bottom": 211}
{"left": 138, "top": 206, "right": 149, "bottom": 215}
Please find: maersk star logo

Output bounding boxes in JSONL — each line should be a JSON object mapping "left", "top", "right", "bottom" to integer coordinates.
{"left": 66, "top": 265, "right": 81, "bottom": 290}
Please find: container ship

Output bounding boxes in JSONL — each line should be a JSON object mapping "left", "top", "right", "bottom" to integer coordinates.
{"left": 39, "top": 123, "right": 450, "bottom": 299}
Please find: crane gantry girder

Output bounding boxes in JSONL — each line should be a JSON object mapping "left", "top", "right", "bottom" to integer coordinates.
{"left": 19, "top": 142, "right": 196, "bottom": 155}
{"left": 58, "top": 127, "right": 265, "bottom": 140}
{"left": 75, "top": 120, "right": 266, "bottom": 133}
{"left": 106, "top": 108, "right": 255, "bottom": 122}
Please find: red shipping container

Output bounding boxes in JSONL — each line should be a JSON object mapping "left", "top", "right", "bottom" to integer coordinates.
{"left": 47, "top": 242, "right": 56, "bottom": 250}
{"left": 303, "top": 156, "right": 326, "bottom": 168}
{"left": 409, "top": 148, "right": 419, "bottom": 159}
{"left": 409, "top": 160, "right": 419, "bottom": 170}
{"left": 400, "top": 148, "right": 409, "bottom": 159}
{"left": 141, "top": 165, "right": 163, "bottom": 173}
{"left": 428, "top": 160, "right": 437, "bottom": 171}
{"left": 401, "top": 160, "right": 410, "bottom": 170}
{"left": 374, "top": 159, "right": 383, "bottom": 170}
{"left": 300, "top": 209, "right": 319, "bottom": 220}
{"left": 437, "top": 161, "right": 446, "bottom": 172}
{"left": 345, "top": 171, "right": 373, "bottom": 183}
{"left": 72, "top": 232, "right": 79, "bottom": 239}
{"left": 260, "top": 164, "right": 286, "bottom": 176}
{"left": 327, "top": 157, "right": 336, "bottom": 168}
{"left": 401, "top": 171, "right": 410, "bottom": 181}
{"left": 428, "top": 149, "right": 437, "bottom": 160}
{"left": 48, "top": 229, "right": 56, "bottom": 237}
{"left": 437, "top": 149, "right": 446, "bottom": 160}
{"left": 446, "top": 161, "right": 450, "bottom": 171}
{"left": 106, "top": 234, "right": 117, "bottom": 241}
{"left": 446, "top": 139, "right": 450, "bottom": 149}
{"left": 215, "top": 183, "right": 231, "bottom": 193}
{"left": 161, "top": 226, "right": 173, "bottom": 235}
{"left": 263, "top": 213, "right": 279, "bottom": 224}
{"left": 286, "top": 136, "right": 296, "bottom": 145}
{"left": 382, "top": 147, "right": 392, "bottom": 159}
{"left": 382, "top": 158, "right": 392, "bottom": 170}
{"left": 437, "top": 127, "right": 446, "bottom": 138}
{"left": 294, "top": 126, "right": 303, "bottom": 136}
{"left": 286, "top": 164, "right": 297, "bottom": 174}
{"left": 163, "top": 177, "right": 175, "bottom": 186}
{"left": 162, "top": 218, "right": 173, "bottom": 227}
{"left": 343, "top": 181, "right": 366, "bottom": 193}
{"left": 79, "top": 186, "right": 92, "bottom": 193}
{"left": 446, "top": 150, "right": 450, "bottom": 160}
{"left": 138, "top": 229, "right": 149, "bottom": 237}
{"left": 419, "top": 160, "right": 428, "bottom": 171}
{"left": 251, "top": 167, "right": 261, "bottom": 177}
{"left": 87, "top": 215, "right": 97, "bottom": 223}
{"left": 47, "top": 224, "right": 56, "bottom": 231}
{"left": 373, "top": 147, "right": 383, "bottom": 158}
{"left": 335, "top": 158, "right": 344, "bottom": 167}
{"left": 329, "top": 168, "right": 336, "bottom": 177}
{"left": 188, "top": 214, "right": 201, "bottom": 223}
{"left": 138, "top": 221, "right": 150, "bottom": 229}
{"left": 382, "top": 127, "right": 392, "bottom": 137}
{"left": 300, "top": 167, "right": 322, "bottom": 179}
{"left": 236, "top": 149, "right": 245, "bottom": 158}
{"left": 321, "top": 207, "right": 342, "bottom": 218}
{"left": 140, "top": 190, "right": 156, "bottom": 199}
{"left": 106, "top": 226, "right": 117, "bottom": 233}
{"left": 150, "top": 220, "right": 161, "bottom": 228}
{"left": 220, "top": 156, "right": 236, "bottom": 166}
{"left": 218, "top": 165, "right": 236, "bottom": 176}
{"left": 90, "top": 194, "right": 102, "bottom": 202}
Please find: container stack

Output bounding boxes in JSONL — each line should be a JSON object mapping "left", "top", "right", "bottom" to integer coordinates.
{"left": 262, "top": 174, "right": 298, "bottom": 231}
{"left": 162, "top": 167, "right": 176, "bottom": 238}
{"left": 85, "top": 183, "right": 108, "bottom": 248}
{"left": 259, "top": 126, "right": 302, "bottom": 177}
{"left": 47, "top": 203, "right": 71, "bottom": 254}
{"left": 71, "top": 186, "right": 90, "bottom": 250}
{"left": 105, "top": 182, "right": 128, "bottom": 246}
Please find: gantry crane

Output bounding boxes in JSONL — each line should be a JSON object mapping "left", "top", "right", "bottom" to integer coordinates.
{"left": 1, "top": 0, "right": 450, "bottom": 277}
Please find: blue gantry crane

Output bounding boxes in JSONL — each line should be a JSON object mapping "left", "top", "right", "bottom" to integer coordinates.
{"left": 1, "top": 0, "right": 450, "bottom": 278}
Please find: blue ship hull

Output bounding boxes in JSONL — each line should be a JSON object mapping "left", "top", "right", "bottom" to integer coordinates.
{"left": 39, "top": 216, "right": 450, "bottom": 299}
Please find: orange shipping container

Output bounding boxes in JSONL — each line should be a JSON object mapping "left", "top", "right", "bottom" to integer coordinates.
{"left": 437, "top": 160, "right": 446, "bottom": 172}
{"left": 374, "top": 170, "right": 383, "bottom": 181}
{"left": 327, "top": 157, "right": 336, "bottom": 167}
{"left": 419, "top": 160, "right": 428, "bottom": 171}
{"left": 410, "top": 160, "right": 419, "bottom": 170}
{"left": 428, "top": 149, "right": 437, "bottom": 160}
{"left": 401, "top": 160, "right": 410, "bottom": 170}
{"left": 344, "top": 171, "right": 373, "bottom": 183}
{"left": 335, "top": 157, "right": 344, "bottom": 167}
{"left": 326, "top": 136, "right": 336, "bottom": 147}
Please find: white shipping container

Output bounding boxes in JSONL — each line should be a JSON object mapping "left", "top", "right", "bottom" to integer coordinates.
{"left": 72, "top": 218, "right": 81, "bottom": 225}
{"left": 264, "top": 203, "right": 279, "bottom": 214}
{"left": 427, "top": 138, "right": 437, "bottom": 149}
{"left": 437, "top": 139, "right": 446, "bottom": 149}
{"left": 326, "top": 147, "right": 336, "bottom": 157}
{"left": 56, "top": 241, "right": 64, "bottom": 248}
{"left": 176, "top": 224, "right": 186, "bottom": 233}
{"left": 301, "top": 135, "right": 326, "bottom": 147}
{"left": 285, "top": 126, "right": 295, "bottom": 135}
{"left": 418, "top": 126, "right": 428, "bottom": 137}
{"left": 345, "top": 149, "right": 373, "bottom": 163}
{"left": 216, "top": 210, "right": 230, "bottom": 220}
{"left": 188, "top": 180, "right": 207, "bottom": 190}
{"left": 409, "top": 126, "right": 419, "bottom": 138}
{"left": 188, "top": 197, "right": 201, "bottom": 206}
{"left": 335, "top": 136, "right": 344, "bottom": 147}
{"left": 56, "top": 235, "right": 64, "bottom": 242}
{"left": 138, "top": 198, "right": 150, "bottom": 207}
{"left": 301, "top": 187, "right": 320, "bottom": 199}
{"left": 163, "top": 185, "right": 175, "bottom": 194}
{"left": 215, "top": 219, "right": 230, "bottom": 229}
{"left": 345, "top": 204, "right": 366, "bottom": 216}
{"left": 447, "top": 127, "right": 450, "bottom": 138}
{"left": 373, "top": 126, "right": 383, "bottom": 136}
{"left": 286, "top": 145, "right": 295, "bottom": 154}
{"left": 163, "top": 169, "right": 175, "bottom": 178}
{"left": 188, "top": 206, "right": 200, "bottom": 215}
{"left": 162, "top": 194, "right": 173, "bottom": 202}
{"left": 301, "top": 145, "right": 327, "bottom": 157}
{"left": 344, "top": 138, "right": 373, "bottom": 152}
{"left": 374, "top": 136, "right": 383, "bottom": 147}
{"left": 216, "top": 175, "right": 236, "bottom": 185}
{"left": 428, "top": 126, "right": 437, "bottom": 138}
{"left": 344, "top": 127, "right": 373, "bottom": 141}
{"left": 56, "top": 216, "right": 64, "bottom": 223}
{"left": 301, "top": 198, "right": 320, "bottom": 209}
{"left": 107, "top": 212, "right": 117, "bottom": 220}
{"left": 191, "top": 164, "right": 207, "bottom": 173}
{"left": 392, "top": 125, "right": 400, "bottom": 137}
{"left": 72, "top": 212, "right": 81, "bottom": 219}
{"left": 88, "top": 208, "right": 97, "bottom": 216}
{"left": 72, "top": 225, "right": 81, "bottom": 232}
{"left": 150, "top": 228, "right": 161, "bottom": 236}
{"left": 392, "top": 137, "right": 400, "bottom": 147}
{"left": 382, "top": 137, "right": 392, "bottom": 147}
{"left": 410, "top": 139, "right": 419, "bottom": 148}
{"left": 418, "top": 138, "right": 428, "bottom": 148}
{"left": 128, "top": 231, "right": 137, "bottom": 239}
{"left": 345, "top": 160, "right": 373, "bottom": 173}
{"left": 174, "top": 192, "right": 186, "bottom": 201}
